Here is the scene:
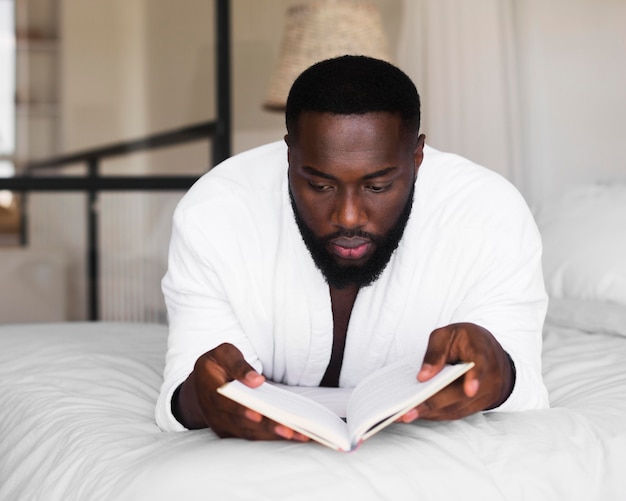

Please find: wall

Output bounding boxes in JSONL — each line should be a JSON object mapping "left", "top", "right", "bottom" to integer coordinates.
{"left": 515, "top": 0, "right": 626, "bottom": 204}
{"left": 60, "top": 0, "right": 403, "bottom": 166}
{"left": 61, "top": 0, "right": 148, "bottom": 152}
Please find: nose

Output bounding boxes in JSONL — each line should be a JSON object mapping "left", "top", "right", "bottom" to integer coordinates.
{"left": 332, "top": 190, "right": 367, "bottom": 230}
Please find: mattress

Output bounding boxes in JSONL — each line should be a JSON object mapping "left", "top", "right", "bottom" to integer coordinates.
{"left": 1, "top": 298, "right": 625, "bottom": 500}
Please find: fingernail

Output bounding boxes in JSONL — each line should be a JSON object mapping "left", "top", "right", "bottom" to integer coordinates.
{"left": 466, "top": 379, "right": 479, "bottom": 397}
{"left": 418, "top": 364, "right": 432, "bottom": 381}
{"left": 402, "top": 408, "right": 419, "bottom": 423}
{"left": 245, "top": 371, "right": 263, "bottom": 384}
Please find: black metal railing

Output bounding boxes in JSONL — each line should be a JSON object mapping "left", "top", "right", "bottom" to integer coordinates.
{"left": 0, "top": 0, "right": 231, "bottom": 321}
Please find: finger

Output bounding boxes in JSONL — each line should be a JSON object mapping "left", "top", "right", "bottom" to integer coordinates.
{"left": 463, "top": 369, "right": 481, "bottom": 398}
{"left": 418, "top": 326, "right": 457, "bottom": 381}
{"left": 413, "top": 380, "right": 466, "bottom": 419}
{"left": 232, "top": 420, "right": 286, "bottom": 441}
{"left": 242, "top": 408, "right": 308, "bottom": 443}
{"left": 416, "top": 401, "right": 467, "bottom": 421}
{"left": 293, "top": 433, "right": 311, "bottom": 442}
{"left": 397, "top": 408, "right": 419, "bottom": 423}
{"left": 244, "top": 408, "right": 263, "bottom": 423}
{"left": 211, "top": 343, "right": 265, "bottom": 387}
{"left": 215, "top": 408, "right": 288, "bottom": 441}
{"left": 241, "top": 370, "right": 265, "bottom": 388}
{"left": 226, "top": 396, "right": 308, "bottom": 442}
{"left": 417, "top": 363, "right": 437, "bottom": 382}
{"left": 415, "top": 398, "right": 467, "bottom": 421}
{"left": 415, "top": 380, "right": 495, "bottom": 421}
{"left": 417, "top": 395, "right": 487, "bottom": 421}
{"left": 272, "top": 425, "right": 310, "bottom": 442}
{"left": 254, "top": 418, "right": 310, "bottom": 442}
{"left": 274, "top": 425, "right": 294, "bottom": 439}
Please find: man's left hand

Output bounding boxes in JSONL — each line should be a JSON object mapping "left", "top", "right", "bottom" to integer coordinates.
{"left": 400, "top": 323, "right": 515, "bottom": 422}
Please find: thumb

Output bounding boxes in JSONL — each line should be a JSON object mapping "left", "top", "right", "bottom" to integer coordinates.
{"left": 417, "top": 326, "right": 452, "bottom": 382}
{"left": 213, "top": 343, "right": 265, "bottom": 388}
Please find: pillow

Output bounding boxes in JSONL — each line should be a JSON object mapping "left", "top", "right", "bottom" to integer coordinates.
{"left": 534, "top": 184, "right": 626, "bottom": 306}
{"left": 546, "top": 298, "right": 626, "bottom": 338}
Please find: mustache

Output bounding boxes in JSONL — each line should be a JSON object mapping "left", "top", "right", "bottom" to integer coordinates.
{"left": 321, "top": 229, "right": 380, "bottom": 242}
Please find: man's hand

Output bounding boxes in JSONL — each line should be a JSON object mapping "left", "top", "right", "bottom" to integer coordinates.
{"left": 173, "top": 343, "right": 309, "bottom": 442}
{"left": 399, "top": 323, "right": 515, "bottom": 423}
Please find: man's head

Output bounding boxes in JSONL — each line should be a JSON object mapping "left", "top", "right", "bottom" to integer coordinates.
{"left": 285, "top": 56, "right": 425, "bottom": 289}
{"left": 285, "top": 55, "right": 421, "bottom": 139}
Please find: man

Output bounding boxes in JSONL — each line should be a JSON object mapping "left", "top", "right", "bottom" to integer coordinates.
{"left": 156, "top": 55, "right": 549, "bottom": 440}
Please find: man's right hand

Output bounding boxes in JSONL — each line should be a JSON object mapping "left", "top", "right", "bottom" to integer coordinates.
{"left": 173, "top": 343, "right": 309, "bottom": 442}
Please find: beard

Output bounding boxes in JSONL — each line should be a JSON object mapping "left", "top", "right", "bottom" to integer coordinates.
{"left": 289, "top": 186, "right": 415, "bottom": 289}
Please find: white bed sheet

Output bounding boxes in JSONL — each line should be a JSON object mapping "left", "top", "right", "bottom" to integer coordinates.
{"left": 1, "top": 300, "right": 625, "bottom": 501}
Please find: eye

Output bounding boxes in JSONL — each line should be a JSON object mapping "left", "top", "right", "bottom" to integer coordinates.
{"left": 365, "top": 183, "right": 391, "bottom": 193}
{"left": 308, "top": 181, "right": 333, "bottom": 192}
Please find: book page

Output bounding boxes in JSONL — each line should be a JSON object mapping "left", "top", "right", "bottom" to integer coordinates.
{"left": 270, "top": 383, "right": 352, "bottom": 418}
{"left": 346, "top": 360, "right": 474, "bottom": 445}
{"left": 217, "top": 380, "right": 352, "bottom": 451}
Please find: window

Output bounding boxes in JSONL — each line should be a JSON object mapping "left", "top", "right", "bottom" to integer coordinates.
{"left": 0, "top": 0, "right": 15, "bottom": 208}
{"left": 0, "top": 0, "right": 15, "bottom": 171}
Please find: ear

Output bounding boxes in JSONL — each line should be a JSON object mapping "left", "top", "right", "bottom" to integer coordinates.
{"left": 284, "top": 134, "right": 291, "bottom": 163}
{"left": 413, "top": 134, "right": 426, "bottom": 177}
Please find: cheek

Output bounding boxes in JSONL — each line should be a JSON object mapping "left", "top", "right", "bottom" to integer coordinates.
{"left": 290, "top": 181, "right": 329, "bottom": 229}
{"left": 368, "top": 191, "right": 412, "bottom": 231}
{"left": 298, "top": 194, "right": 332, "bottom": 230}
{"left": 370, "top": 204, "right": 399, "bottom": 233}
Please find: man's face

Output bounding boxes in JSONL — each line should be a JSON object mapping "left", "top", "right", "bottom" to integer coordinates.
{"left": 286, "top": 111, "right": 425, "bottom": 289}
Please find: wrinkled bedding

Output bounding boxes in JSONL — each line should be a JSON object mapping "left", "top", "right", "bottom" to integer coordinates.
{"left": 1, "top": 298, "right": 625, "bottom": 500}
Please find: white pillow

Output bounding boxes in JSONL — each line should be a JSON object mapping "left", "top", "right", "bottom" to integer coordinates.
{"left": 534, "top": 184, "right": 626, "bottom": 306}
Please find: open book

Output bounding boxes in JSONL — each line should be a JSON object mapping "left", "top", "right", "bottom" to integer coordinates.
{"left": 217, "top": 359, "right": 474, "bottom": 452}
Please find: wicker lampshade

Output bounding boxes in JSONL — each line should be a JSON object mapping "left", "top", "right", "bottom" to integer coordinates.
{"left": 263, "top": 0, "right": 392, "bottom": 111}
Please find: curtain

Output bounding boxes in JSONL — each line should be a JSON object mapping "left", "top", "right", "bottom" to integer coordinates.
{"left": 397, "top": 0, "right": 626, "bottom": 207}
{"left": 397, "top": 0, "right": 524, "bottom": 190}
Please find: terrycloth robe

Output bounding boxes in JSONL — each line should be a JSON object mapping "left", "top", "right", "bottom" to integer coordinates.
{"left": 156, "top": 141, "right": 549, "bottom": 431}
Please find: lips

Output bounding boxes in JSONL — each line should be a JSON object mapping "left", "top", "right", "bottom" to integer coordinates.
{"left": 330, "top": 236, "right": 371, "bottom": 260}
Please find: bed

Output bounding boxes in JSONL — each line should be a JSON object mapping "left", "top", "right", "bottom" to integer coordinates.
{"left": 1, "top": 184, "right": 626, "bottom": 500}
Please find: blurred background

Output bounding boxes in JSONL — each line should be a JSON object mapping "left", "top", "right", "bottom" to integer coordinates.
{"left": 0, "top": 0, "right": 624, "bottom": 323}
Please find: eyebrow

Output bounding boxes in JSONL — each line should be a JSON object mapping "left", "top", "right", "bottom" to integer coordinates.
{"left": 302, "top": 165, "right": 398, "bottom": 181}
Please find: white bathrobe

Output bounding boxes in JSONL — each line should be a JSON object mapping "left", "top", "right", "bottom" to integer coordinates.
{"left": 156, "top": 141, "right": 549, "bottom": 431}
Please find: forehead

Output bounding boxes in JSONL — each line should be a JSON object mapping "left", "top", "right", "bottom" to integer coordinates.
{"left": 289, "top": 112, "right": 408, "bottom": 165}
{"left": 293, "top": 111, "right": 403, "bottom": 146}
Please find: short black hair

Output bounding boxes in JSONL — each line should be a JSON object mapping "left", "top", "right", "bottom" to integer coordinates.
{"left": 285, "top": 55, "right": 420, "bottom": 137}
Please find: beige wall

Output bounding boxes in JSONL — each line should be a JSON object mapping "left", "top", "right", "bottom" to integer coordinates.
{"left": 60, "top": 0, "right": 147, "bottom": 152}
{"left": 60, "top": 0, "right": 402, "bottom": 172}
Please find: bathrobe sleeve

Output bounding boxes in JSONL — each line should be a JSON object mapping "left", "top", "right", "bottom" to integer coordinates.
{"left": 414, "top": 148, "right": 549, "bottom": 412}
{"left": 154, "top": 143, "right": 287, "bottom": 432}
